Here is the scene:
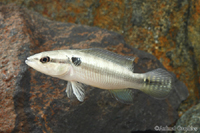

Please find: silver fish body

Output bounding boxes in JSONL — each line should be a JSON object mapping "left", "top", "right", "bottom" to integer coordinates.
{"left": 25, "top": 48, "right": 174, "bottom": 103}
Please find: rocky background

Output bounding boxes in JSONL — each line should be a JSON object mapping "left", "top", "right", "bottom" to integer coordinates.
{"left": 0, "top": 0, "right": 199, "bottom": 133}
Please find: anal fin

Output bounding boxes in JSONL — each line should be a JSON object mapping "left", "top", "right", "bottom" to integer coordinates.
{"left": 109, "top": 89, "right": 134, "bottom": 104}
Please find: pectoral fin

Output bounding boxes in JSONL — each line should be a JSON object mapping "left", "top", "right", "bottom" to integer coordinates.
{"left": 66, "top": 81, "right": 85, "bottom": 102}
{"left": 109, "top": 89, "right": 134, "bottom": 104}
{"left": 66, "top": 82, "right": 75, "bottom": 98}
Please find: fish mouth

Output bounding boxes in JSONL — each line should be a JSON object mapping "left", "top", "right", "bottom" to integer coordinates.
{"left": 25, "top": 59, "right": 30, "bottom": 65}
{"left": 25, "top": 57, "right": 30, "bottom": 64}
{"left": 25, "top": 57, "right": 36, "bottom": 65}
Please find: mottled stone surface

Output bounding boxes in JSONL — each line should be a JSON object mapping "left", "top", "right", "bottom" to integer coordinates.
{"left": 1, "top": 0, "right": 200, "bottom": 114}
{"left": 0, "top": 4, "right": 188, "bottom": 133}
{"left": 175, "top": 103, "right": 200, "bottom": 132}
{"left": 0, "top": 4, "right": 28, "bottom": 132}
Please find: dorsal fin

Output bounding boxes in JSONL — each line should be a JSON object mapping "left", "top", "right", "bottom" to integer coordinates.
{"left": 80, "top": 48, "right": 135, "bottom": 72}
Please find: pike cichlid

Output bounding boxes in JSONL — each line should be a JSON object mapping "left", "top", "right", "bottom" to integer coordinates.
{"left": 25, "top": 48, "right": 175, "bottom": 103}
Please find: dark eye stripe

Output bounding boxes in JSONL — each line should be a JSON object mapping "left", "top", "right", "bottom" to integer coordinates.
{"left": 50, "top": 58, "right": 69, "bottom": 64}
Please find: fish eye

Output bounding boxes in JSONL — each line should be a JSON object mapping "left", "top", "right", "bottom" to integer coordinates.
{"left": 40, "top": 56, "right": 50, "bottom": 63}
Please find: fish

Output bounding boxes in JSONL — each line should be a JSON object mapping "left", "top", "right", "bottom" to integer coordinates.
{"left": 25, "top": 48, "right": 175, "bottom": 103}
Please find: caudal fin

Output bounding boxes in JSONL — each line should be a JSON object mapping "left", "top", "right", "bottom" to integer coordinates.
{"left": 140, "top": 68, "right": 175, "bottom": 99}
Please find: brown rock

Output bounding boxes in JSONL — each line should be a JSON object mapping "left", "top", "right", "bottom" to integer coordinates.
{"left": 176, "top": 103, "right": 200, "bottom": 132}
{"left": 2, "top": 0, "right": 199, "bottom": 111}
{"left": 0, "top": 4, "right": 188, "bottom": 133}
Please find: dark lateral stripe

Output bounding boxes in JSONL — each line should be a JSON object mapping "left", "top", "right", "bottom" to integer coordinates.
{"left": 50, "top": 58, "right": 69, "bottom": 64}
{"left": 80, "top": 60, "right": 135, "bottom": 83}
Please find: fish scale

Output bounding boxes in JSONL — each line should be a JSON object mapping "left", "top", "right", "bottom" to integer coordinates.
{"left": 72, "top": 51, "right": 133, "bottom": 89}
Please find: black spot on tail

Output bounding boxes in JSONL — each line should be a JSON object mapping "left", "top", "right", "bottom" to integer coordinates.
{"left": 144, "top": 78, "right": 156, "bottom": 85}
{"left": 72, "top": 57, "right": 81, "bottom": 66}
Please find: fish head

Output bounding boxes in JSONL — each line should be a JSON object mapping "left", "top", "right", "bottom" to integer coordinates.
{"left": 25, "top": 50, "right": 72, "bottom": 77}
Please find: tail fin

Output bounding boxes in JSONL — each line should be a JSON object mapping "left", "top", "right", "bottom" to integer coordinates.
{"left": 140, "top": 68, "right": 175, "bottom": 99}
